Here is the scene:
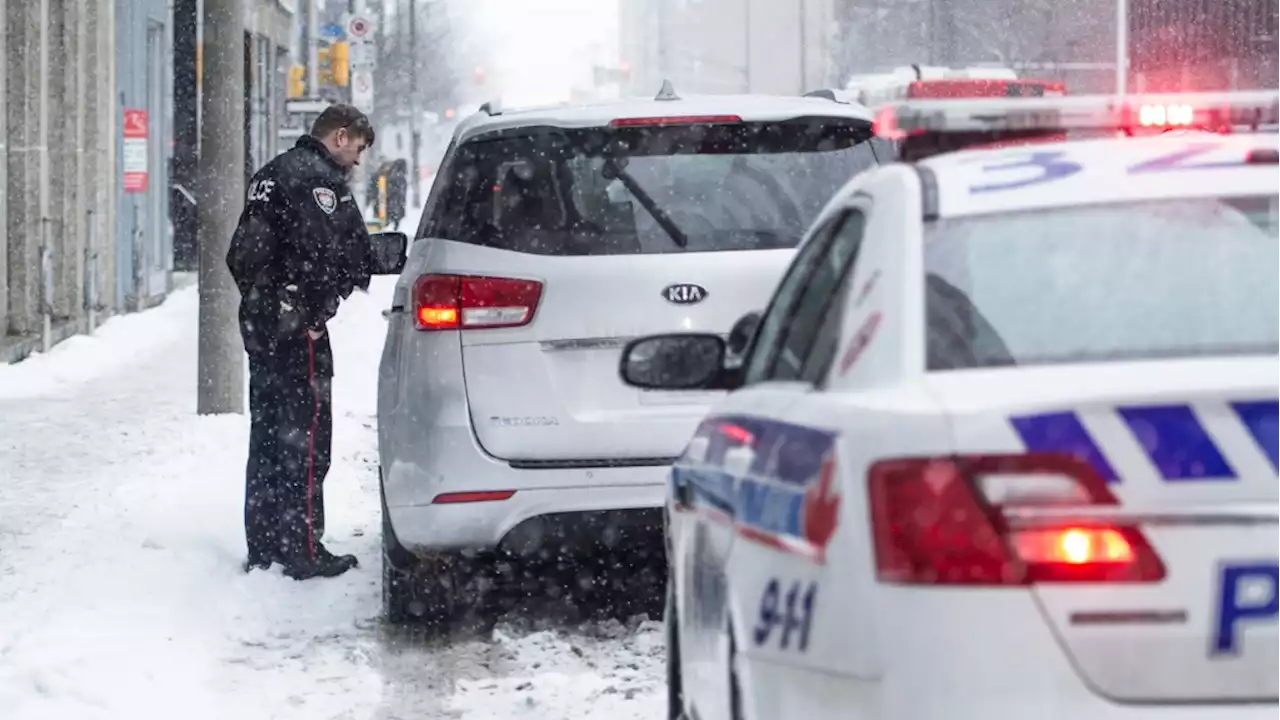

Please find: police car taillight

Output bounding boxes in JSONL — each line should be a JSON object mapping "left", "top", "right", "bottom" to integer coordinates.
{"left": 867, "top": 453, "right": 1166, "bottom": 586}
{"left": 412, "top": 274, "right": 543, "bottom": 331}
{"left": 875, "top": 90, "right": 1280, "bottom": 161}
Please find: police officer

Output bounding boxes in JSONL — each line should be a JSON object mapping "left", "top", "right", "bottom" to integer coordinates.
{"left": 226, "top": 105, "right": 376, "bottom": 580}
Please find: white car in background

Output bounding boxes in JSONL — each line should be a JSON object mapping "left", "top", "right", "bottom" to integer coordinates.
{"left": 371, "top": 84, "right": 897, "bottom": 626}
{"left": 614, "top": 91, "right": 1280, "bottom": 720}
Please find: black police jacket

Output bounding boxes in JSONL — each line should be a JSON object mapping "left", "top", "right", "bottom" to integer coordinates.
{"left": 226, "top": 135, "right": 372, "bottom": 339}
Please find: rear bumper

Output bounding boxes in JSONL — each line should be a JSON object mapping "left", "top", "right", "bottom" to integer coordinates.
{"left": 387, "top": 484, "right": 666, "bottom": 553}
{"left": 383, "top": 423, "right": 669, "bottom": 552}
{"left": 737, "top": 587, "right": 1277, "bottom": 719}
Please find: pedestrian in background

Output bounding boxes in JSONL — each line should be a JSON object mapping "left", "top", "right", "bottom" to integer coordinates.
{"left": 388, "top": 158, "right": 409, "bottom": 231}
{"left": 225, "top": 104, "right": 376, "bottom": 580}
{"left": 365, "top": 156, "right": 384, "bottom": 209}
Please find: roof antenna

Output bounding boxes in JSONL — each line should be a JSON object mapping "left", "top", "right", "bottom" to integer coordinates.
{"left": 655, "top": 79, "right": 681, "bottom": 101}
{"left": 479, "top": 99, "right": 503, "bottom": 116}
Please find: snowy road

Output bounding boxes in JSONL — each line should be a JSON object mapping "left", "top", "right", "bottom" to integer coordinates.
{"left": 0, "top": 277, "right": 665, "bottom": 720}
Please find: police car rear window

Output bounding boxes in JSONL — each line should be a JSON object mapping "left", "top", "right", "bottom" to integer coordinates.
{"left": 426, "top": 120, "right": 880, "bottom": 255}
{"left": 923, "top": 194, "right": 1280, "bottom": 369}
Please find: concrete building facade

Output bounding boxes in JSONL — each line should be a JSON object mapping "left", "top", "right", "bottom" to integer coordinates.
{"left": 1, "top": 0, "right": 296, "bottom": 363}
{"left": 2, "top": 0, "right": 118, "bottom": 360}
{"left": 619, "top": 0, "right": 838, "bottom": 97}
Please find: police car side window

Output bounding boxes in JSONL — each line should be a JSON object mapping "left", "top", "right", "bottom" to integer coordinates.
{"left": 742, "top": 217, "right": 844, "bottom": 386}
{"left": 802, "top": 273, "right": 856, "bottom": 387}
{"left": 769, "top": 210, "right": 867, "bottom": 383}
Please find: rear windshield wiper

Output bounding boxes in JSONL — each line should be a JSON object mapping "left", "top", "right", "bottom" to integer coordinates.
{"left": 603, "top": 158, "right": 688, "bottom": 249}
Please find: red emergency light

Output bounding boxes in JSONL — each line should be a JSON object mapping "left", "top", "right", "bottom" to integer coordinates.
{"left": 905, "top": 78, "right": 1067, "bottom": 100}
{"left": 873, "top": 90, "right": 1280, "bottom": 161}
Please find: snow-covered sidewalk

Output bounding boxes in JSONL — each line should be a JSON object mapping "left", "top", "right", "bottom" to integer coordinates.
{"left": 0, "top": 279, "right": 663, "bottom": 720}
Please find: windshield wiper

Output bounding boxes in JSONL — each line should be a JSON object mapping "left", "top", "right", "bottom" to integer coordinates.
{"left": 603, "top": 158, "right": 688, "bottom": 248}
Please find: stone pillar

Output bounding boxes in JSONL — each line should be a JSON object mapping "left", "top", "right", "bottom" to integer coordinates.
{"left": 0, "top": 0, "right": 8, "bottom": 336}
{"left": 59, "top": 0, "right": 88, "bottom": 326}
{"left": 84, "top": 0, "right": 108, "bottom": 322}
{"left": 48, "top": 0, "right": 80, "bottom": 325}
{"left": 6, "top": 0, "right": 48, "bottom": 336}
{"left": 96, "top": 0, "right": 117, "bottom": 317}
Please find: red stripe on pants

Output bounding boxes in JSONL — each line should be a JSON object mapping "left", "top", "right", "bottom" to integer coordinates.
{"left": 306, "top": 334, "right": 319, "bottom": 562}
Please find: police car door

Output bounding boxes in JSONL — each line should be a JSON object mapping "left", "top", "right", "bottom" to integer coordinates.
{"left": 673, "top": 210, "right": 856, "bottom": 720}
{"left": 748, "top": 169, "right": 931, "bottom": 714}
{"left": 719, "top": 200, "right": 875, "bottom": 716}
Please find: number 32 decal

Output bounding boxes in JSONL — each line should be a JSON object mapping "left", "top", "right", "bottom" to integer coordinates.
{"left": 970, "top": 143, "right": 1249, "bottom": 194}
{"left": 753, "top": 578, "right": 817, "bottom": 652}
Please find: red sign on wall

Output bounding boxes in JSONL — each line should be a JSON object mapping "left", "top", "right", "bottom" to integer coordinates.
{"left": 123, "top": 109, "right": 148, "bottom": 193}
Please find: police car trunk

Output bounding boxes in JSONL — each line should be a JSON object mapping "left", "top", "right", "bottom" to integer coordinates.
{"left": 875, "top": 94, "right": 1279, "bottom": 705}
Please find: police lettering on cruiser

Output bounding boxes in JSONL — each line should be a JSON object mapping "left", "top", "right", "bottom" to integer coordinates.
{"left": 1213, "top": 561, "right": 1279, "bottom": 655}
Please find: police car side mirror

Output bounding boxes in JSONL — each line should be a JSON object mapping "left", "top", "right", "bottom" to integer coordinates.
{"left": 369, "top": 231, "right": 408, "bottom": 275}
{"left": 619, "top": 333, "right": 732, "bottom": 391}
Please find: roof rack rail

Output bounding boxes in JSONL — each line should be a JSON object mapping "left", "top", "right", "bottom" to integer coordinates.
{"left": 479, "top": 100, "right": 503, "bottom": 116}
{"left": 655, "top": 79, "right": 680, "bottom": 101}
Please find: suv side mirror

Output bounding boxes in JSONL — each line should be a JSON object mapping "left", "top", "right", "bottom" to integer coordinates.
{"left": 619, "top": 333, "right": 730, "bottom": 390}
{"left": 369, "top": 232, "right": 408, "bottom": 275}
{"left": 727, "top": 311, "right": 761, "bottom": 357}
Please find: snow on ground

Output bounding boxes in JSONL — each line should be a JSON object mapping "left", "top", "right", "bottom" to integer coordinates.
{"left": 0, "top": 274, "right": 664, "bottom": 719}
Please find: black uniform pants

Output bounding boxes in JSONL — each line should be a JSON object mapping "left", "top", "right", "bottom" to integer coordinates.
{"left": 244, "top": 330, "right": 334, "bottom": 567}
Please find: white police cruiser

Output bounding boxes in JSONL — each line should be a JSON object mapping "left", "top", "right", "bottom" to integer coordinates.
{"left": 617, "top": 91, "right": 1280, "bottom": 720}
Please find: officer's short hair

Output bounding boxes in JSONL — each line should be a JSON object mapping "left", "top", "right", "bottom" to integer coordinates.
{"left": 311, "top": 105, "right": 377, "bottom": 146}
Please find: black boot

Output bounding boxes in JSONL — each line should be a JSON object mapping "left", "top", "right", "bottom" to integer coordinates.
{"left": 243, "top": 553, "right": 276, "bottom": 573}
{"left": 282, "top": 545, "right": 359, "bottom": 580}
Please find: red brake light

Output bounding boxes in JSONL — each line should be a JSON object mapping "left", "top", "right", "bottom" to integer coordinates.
{"left": 412, "top": 274, "right": 543, "bottom": 331}
{"left": 1011, "top": 527, "right": 1135, "bottom": 566}
{"left": 868, "top": 454, "right": 1166, "bottom": 585}
{"left": 872, "top": 105, "right": 907, "bottom": 140}
{"left": 609, "top": 115, "right": 743, "bottom": 127}
{"left": 432, "top": 490, "right": 516, "bottom": 504}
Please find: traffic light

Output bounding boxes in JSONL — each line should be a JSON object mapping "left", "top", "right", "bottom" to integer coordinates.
{"left": 287, "top": 65, "right": 305, "bottom": 98}
{"left": 317, "top": 46, "right": 333, "bottom": 86}
{"left": 330, "top": 41, "right": 350, "bottom": 86}
{"left": 474, "top": 65, "right": 486, "bottom": 86}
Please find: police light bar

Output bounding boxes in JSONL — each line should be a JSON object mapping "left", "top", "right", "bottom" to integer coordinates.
{"left": 875, "top": 90, "right": 1280, "bottom": 140}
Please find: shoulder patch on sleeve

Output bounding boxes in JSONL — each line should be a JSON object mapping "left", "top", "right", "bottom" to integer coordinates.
{"left": 313, "top": 187, "right": 337, "bottom": 215}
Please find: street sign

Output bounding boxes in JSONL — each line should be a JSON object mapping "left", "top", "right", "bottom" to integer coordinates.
{"left": 348, "top": 16, "right": 372, "bottom": 38}
{"left": 351, "top": 70, "right": 374, "bottom": 113}
{"left": 349, "top": 41, "right": 375, "bottom": 69}
{"left": 285, "top": 98, "right": 331, "bottom": 115}
{"left": 321, "top": 23, "right": 345, "bottom": 40}
{"left": 123, "top": 109, "right": 148, "bottom": 193}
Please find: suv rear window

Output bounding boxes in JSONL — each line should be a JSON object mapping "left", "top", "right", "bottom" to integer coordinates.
{"left": 427, "top": 119, "right": 883, "bottom": 255}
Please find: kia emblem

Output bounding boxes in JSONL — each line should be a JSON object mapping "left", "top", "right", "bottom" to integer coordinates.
{"left": 662, "top": 283, "right": 708, "bottom": 305}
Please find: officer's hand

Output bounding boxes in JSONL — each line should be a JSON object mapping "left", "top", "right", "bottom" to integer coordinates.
{"left": 306, "top": 328, "right": 325, "bottom": 340}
